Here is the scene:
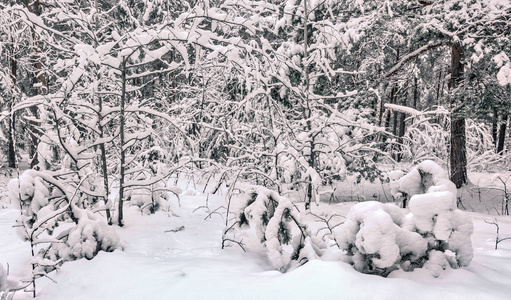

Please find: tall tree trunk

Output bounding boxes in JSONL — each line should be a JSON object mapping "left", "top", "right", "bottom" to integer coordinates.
{"left": 8, "top": 110, "right": 16, "bottom": 168}
{"left": 493, "top": 108, "right": 499, "bottom": 148}
{"left": 26, "top": 0, "right": 46, "bottom": 169}
{"left": 118, "top": 59, "right": 127, "bottom": 226}
{"left": 8, "top": 39, "right": 17, "bottom": 168}
{"left": 378, "top": 83, "right": 385, "bottom": 126}
{"left": 303, "top": 0, "right": 314, "bottom": 210}
{"left": 436, "top": 69, "right": 442, "bottom": 104}
{"left": 385, "top": 84, "right": 397, "bottom": 129}
{"left": 497, "top": 113, "right": 508, "bottom": 154}
{"left": 413, "top": 76, "right": 418, "bottom": 109}
{"left": 449, "top": 42, "right": 467, "bottom": 188}
{"left": 386, "top": 49, "right": 400, "bottom": 131}
{"left": 396, "top": 112, "right": 406, "bottom": 162}
{"left": 93, "top": 1, "right": 112, "bottom": 224}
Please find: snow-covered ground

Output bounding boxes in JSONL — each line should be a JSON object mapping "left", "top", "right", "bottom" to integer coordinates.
{"left": 1, "top": 174, "right": 511, "bottom": 300}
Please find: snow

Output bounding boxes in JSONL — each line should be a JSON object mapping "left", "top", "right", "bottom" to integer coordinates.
{"left": 1, "top": 175, "right": 511, "bottom": 299}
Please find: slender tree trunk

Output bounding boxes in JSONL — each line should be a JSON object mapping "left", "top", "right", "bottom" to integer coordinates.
{"left": 93, "top": 1, "right": 112, "bottom": 223}
{"left": 26, "top": 0, "right": 46, "bottom": 169}
{"left": 396, "top": 94, "right": 407, "bottom": 162}
{"left": 8, "top": 40, "right": 17, "bottom": 168}
{"left": 8, "top": 109, "right": 16, "bottom": 168}
{"left": 97, "top": 73, "right": 112, "bottom": 223}
{"left": 378, "top": 84, "right": 385, "bottom": 126}
{"left": 413, "top": 76, "right": 418, "bottom": 109}
{"left": 449, "top": 42, "right": 467, "bottom": 188}
{"left": 385, "top": 84, "right": 397, "bottom": 129}
{"left": 385, "top": 49, "right": 400, "bottom": 131}
{"left": 436, "top": 69, "right": 442, "bottom": 104}
{"left": 303, "top": 0, "right": 314, "bottom": 210}
{"left": 493, "top": 108, "right": 499, "bottom": 148}
{"left": 497, "top": 113, "right": 508, "bottom": 154}
{"left": 118, "top": 59, "right": 127, "bottom": 226}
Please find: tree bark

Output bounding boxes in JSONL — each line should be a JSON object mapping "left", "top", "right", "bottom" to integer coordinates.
{"left": 8, "top": 39, "right": 18, "bottom": 168}
{"left": 497, "top": 113, "right": 508, "bottom": 154}
{"left": 449, "top": 42, "right": 467, "bottom": 188}
{"left": 493, "top": 108, "right": 498, "bottom": 148}
{"left": 413, "top": 76, "right": 418, "bottom": 109}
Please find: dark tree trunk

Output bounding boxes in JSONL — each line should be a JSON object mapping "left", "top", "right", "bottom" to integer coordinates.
{"left": 8, "top": 40, "right": 17, "bottom": 168}
{"left": 385, "top": 84, "right": 397, "bottom": 129}
{"left": 450, "top": 118, "right": 467, "bottom": 187}
{"left": 8, "top": 111, "right": 16, "bottom": 168}
{"left": 493, "top": 108, "right": 498, "bottom": 148}
{"left": 413, "top": 76, "right": 418, "bottom": 109}
{"left": 497, "top": 113, "right": 508, "bottom": 154}
{"left": 396, "top": 112, "right": 406, "bottom": 162}
{"left": 449, "top": 42, "right": 467, "bottom": 188}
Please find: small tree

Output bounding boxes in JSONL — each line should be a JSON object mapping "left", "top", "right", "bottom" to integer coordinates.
{"left": 224, "top": 186, "right": 324, "bottom": 272}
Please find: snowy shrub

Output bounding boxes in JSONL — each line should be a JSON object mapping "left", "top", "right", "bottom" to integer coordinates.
{"left": 390, "top": 160, "right": 457, "bottom": 208}
{"left": 335, "top": 201, "right": 427, "bottom": 276}
{"left": 226, "top": 186, "right": 324, "bottom": 272}
{"left": 7, "top": 170, "right": 122, "bottom": 280}
{"left": 7, "top": 171, "right": 50, "bottom": 227}
{"left": 339, "top": 161, "right": 473, "bottom": 277}
{"left": 408, "top": 192, "right": 474, "bottom": 271}
{"left": 49, "top": 208, "right": 122, "bottom": 261}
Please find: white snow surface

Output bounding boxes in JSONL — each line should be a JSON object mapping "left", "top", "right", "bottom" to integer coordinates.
{"left": 0, "top": 182, "right": 511, "bottom": 299}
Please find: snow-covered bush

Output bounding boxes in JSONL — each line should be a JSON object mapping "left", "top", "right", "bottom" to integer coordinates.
{"left": 390, "top": 160, "right": 457, "bottom": 208}
{"left": 338, "top": 161, "right": 473, "bottom": 277}
{"left": 48, "top": 208, "right": 121, "bottom": 261}
{"left": 226, "top": 186, "right": 324, "bottom": 272}
{"left": 7, "top": 171, "right": 50, "bottom": 227}
{"left": 335, "top": 201, "right": 427, "bottom": 276}
{"left": 7, "top": 170, "right": 122, "bottom": 280}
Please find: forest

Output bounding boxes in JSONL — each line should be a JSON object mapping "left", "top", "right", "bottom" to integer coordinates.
{"left": 0, "top": 0, "right": 511, "bottom": 299}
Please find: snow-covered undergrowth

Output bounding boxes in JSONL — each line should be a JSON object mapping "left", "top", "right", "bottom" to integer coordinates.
{"left": 5, "top": 169, "right": 121, "bottom": 289}
{"left": 2, "top": 187, "right": 511, "bottom": 299}
{"left": 228, "top": 162, "right": 474, "bottom": 278}
{"left": 1, "top": 170, "right": 511, "bottom": 299}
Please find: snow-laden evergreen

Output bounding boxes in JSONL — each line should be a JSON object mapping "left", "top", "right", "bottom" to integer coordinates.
{"left": 226, "top": 186, "right": 324, "bottom": 271}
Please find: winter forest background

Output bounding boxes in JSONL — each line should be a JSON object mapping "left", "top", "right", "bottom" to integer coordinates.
{"left": 0, "top": 0, "right": 511, "bottom": 299}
